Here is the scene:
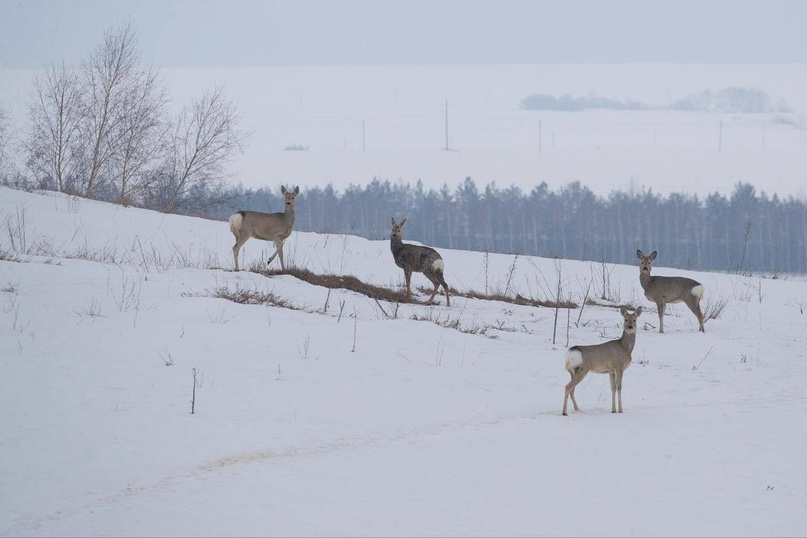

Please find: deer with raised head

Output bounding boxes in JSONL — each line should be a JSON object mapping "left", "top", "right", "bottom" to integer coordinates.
{"left": 636, "top": 249, "right": 705, "bottom": 333}
{"left": 229, "top": 185, "right": 300, "bottom": 272}
{"left": 563, "top": 306, "right": 642, "bottom": 416}
{"left": 389, "top": 217, "right": 450, "bottom": 306}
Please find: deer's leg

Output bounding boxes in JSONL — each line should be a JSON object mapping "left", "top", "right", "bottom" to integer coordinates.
{"left": 277, "top": 240, "right": 286, "bottom": 271}
{"left": 563, "top": 370, "right": 587, "bottom": 415}
{"left": 266, "top": 239, "right": 282, "bottom": 268}
{"left": 232, "top": 235, "right": 249, "bottom": 272}
{"left": 438, "top": 273, "right": 451, "bottom": 307}
{"left": 609, "top": 372, "right": 617, "bottom": 413}
{"left": 615, "top": 369, "right": 624, "bottom": 413}
{"left": 686, "top": 298, "right": 705, "bottom": 332}
{"left": 424, "top": 273, "right": 440, "bottom": 304}
{"left": 656, "top": 301, "right": 666, "bottom": 333}
{"left": 404, "top": 269, "right": 412, "bottom": 300}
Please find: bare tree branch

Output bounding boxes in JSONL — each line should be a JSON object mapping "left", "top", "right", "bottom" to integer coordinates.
{"left": 26, "top": 62, "right": 84, "bottom": 193}
{"left": 155, "top": 83, "right": 248, "bottom": 213}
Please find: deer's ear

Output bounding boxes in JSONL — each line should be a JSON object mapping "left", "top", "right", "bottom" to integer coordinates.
{"left": 636, "top": 249, "right": 643, "bottom": 259}
{"left": 391, "top": 217, "right": 396, "bottom": 226}
{"left": 620, "top": 306, "right": 628, "bottom": 316}
{"left": 650, "top": 251, "right": 657, "bottom": 260}
{"left": 635, "top": 306, "right": 642, "bottom": 317}
{"left": 294, "top": 186, "right": 300, "bottom": 195}
{"left": 400, "top": 218, "right": 407, "bottom": 227}
{"left": 281, "top": 185, "right": 287, "bottom": 194}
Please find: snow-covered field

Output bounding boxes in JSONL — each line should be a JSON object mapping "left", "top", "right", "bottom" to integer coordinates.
{"left": 1, "top": 185, "right": 806, "bottom": 536}
{"left": 3, "top": 64, "right": 807, "bottom": 198}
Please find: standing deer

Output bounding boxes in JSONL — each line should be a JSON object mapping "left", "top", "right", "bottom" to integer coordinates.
{"left": 563, "top": 306, "right": 642, "bottom": 416}
{"left": 636, "top": 249, "right": 705, "bottom": 333}
{"left": 229, "top": 185, "right": 300, "bottom": 272}
{"left": 389, "top": 217, "right": 450, "bottom": 306}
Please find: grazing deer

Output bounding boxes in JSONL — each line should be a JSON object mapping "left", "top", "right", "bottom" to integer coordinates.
{"left": 389, "top": 217, "right": 450, "bottom": 306}
{"left": 229, "top": 185, "right": 300, "bottom": 272}
{"left": 636, "top": 250, "right": 705, "bottom": 333}
{"left": 563, "top": 306, "right": 642, "bottom": 416}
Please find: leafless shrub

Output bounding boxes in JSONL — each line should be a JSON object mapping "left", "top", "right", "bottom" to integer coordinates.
{"left": 206, "top": 308, "right": 235, "bottom": 324}
{"left": 483, "top": 248, "right": 491, "bottom": 295}
{"left": 297, "top": 335, "right": 314, "bottom": 360}
{"left": 592, "top": 258, "right": 620, "bottom": 302}
{"left": 410, "top": 310, "right": 491, "bottom": 338}
{"left": 731, "top": 276, "right": 763, "bottom": 303}
{"left": 107, "top": 270, "right": 143, "bottom": 312}
{"left": 187, "top": 284, "right": 303, "bottom": 312}
{"left": 64, "top": 240, "right": 122, "bottom": 264}
{"left": 4, "top": 204, "right": 28, "bottom": 254}
{"left": 76, "top": 297, "right": 103, "bottom": 322}
{"left": 503, "top": 254, "right": 519, "bottom": 296}
{"left": 159, "top": 349, "right": 174, "bottom": 366}
{"left": 703, "top": 294, "right": 730, "bottom": 322}
{"left": 351, "top": 306, "right": 358, "bottom": 352}
{"left": 2, "top": 280, "right": 18, "bottom": 293}
{"left": 3, "top": 292, "right": 30, "bottom": 333}
{"left": 575, "top": 279, "right": 592, "bottom": 327}
{"left": 0, "top": 249, "right": 22, "bottom": 263}
{"left": 373, "top": 297, "right": 400, "bottom": 320}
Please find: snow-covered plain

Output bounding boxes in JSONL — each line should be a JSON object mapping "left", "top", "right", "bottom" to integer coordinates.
{"left": 1, "top": 185, "right": 806, "bottom": 536}
{"left": 2, "top": 64, "right": 807, "bottom": 198}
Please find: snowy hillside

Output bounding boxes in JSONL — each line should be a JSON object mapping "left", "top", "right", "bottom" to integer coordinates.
{"left": 1, "top": 185, "right": 806, "bottom": 536}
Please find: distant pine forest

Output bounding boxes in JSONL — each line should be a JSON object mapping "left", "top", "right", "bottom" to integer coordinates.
{"left": 212, "top": 178, "right": 807, "bottom": 276}
{"left": 520, "top": 87, "right": 796, "bottom": 116}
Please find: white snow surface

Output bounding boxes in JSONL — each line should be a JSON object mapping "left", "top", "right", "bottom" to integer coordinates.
{"left": 1, "top": 186, "right": 806, "bottom": 536}
{"left": 2, "top": 64, "right": 807, "bottom": 198}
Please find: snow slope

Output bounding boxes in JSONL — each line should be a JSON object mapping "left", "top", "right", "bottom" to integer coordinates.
{"left": 1, "top": 186, "right": 806, "bottom": 536}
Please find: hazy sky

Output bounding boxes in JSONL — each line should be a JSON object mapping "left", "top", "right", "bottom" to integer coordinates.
{"left": 1, "top": 0, "right": 806, "bottom": 69}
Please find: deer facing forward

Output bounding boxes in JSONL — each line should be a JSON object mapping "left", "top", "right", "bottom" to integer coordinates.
{"left": 389, "top": 217, "right": 450, "bottom": 306}
{"left": 636, "top": 249, "right": 705, "bottom": 333}
{"left": 230, "top": 185, "right": 299, "bottom": 272}
{"left": 563, "top": 306, "right": 642, "bottom": 416}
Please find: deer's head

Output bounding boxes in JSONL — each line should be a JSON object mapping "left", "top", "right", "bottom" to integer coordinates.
{"left": 636, "top": 249, "right": 657, "bottom": 275}
{"left": 620, "top": 306, "right": 642, "bottom": 334}
{"left": 281, "top": 185, "right": 300, "bottom": 210}
{"left": 390, "top": 217, "right": 407, "bottom": 240}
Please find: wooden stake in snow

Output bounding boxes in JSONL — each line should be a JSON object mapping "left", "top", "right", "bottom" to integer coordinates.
{"left": 191, "top": 368, "right": 197, "bottom": 415}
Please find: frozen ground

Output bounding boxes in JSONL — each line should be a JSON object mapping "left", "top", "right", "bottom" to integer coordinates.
{"left": 1, "top": 186, "right": 806, "bottom": 536}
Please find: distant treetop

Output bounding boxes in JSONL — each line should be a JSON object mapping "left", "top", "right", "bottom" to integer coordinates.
{"left": 521, "top": 87, "right": 794, "bottom": 114}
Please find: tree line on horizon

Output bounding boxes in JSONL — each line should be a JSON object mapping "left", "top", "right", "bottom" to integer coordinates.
{"left": 520, "top": 87, "right": 796, "bottom": 116}
{"left": 213, "top": 177, "right": 807, "bottom": 276}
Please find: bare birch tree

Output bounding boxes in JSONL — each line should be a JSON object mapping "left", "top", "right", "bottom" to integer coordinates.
{"left": 111, "top": 65, "right": 168, "bottom": 205}
{"left": 78, "top": 22, "right": 147, "bottom": 198}
{"left": 151, "top": 83, "right": 247, "bottom": 213}
{"left": 26, "top": 62, "right": 84, "bottom": 192}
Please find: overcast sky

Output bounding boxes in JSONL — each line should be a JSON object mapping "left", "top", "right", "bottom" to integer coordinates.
{"left": 1, "top": 0, "right": 806, "bottom": 69}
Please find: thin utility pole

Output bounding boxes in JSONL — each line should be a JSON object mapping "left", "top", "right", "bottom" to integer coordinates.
{"left": 444, "top": 98, "right": 449, "bottom": 151}
{"left": 538, "top": 119, "right": 543, "bottom": 155}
